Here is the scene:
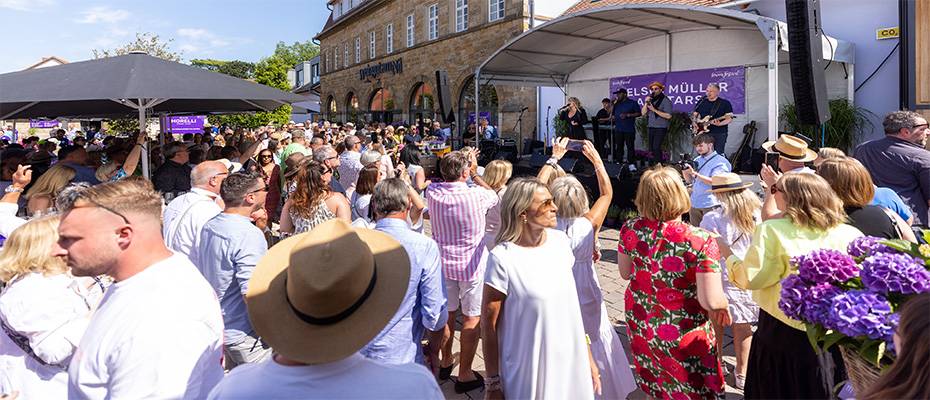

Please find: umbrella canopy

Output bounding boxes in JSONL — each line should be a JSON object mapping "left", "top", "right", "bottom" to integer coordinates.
{"left": 0, "top": 52, "right": 305, "bottom": 120}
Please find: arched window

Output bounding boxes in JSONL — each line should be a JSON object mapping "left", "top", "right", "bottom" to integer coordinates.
{"left": 345, "top": 92, "right": 359, "bottom": 123}
{"left": 369, "top": 88, "right": 396, "bottom": 123}
{"left": 409, "top": 82, "right": 436, "bottom": 125}
{"left": 458, "top": 75, "right": 499, "bottom": 140}
{"left": 326, "top": 96, "right": 337, "bottom": 121}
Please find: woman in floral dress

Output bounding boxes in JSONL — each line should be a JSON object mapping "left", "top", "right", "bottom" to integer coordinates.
{"left": 618, "top": 166, "right": 732, "bottom": 399}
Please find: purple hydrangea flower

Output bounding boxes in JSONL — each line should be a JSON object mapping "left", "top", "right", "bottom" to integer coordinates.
{"left": 829, "top": 290, "right": 895, "bottom": 341}
{"left": 885, "top": 313, "right": 900, "bottom": 355}
{"left": 804, "top": 283, "right": 843, "bottom": 327}
{"left": 847, "top": 236, "right": 894, "bottom": 258}
{"left": 861, "top": 252, "right": 930, "bottom": 294}
{"left": 779, "top": 274, "right": 807, "bottom": 320}
{"left": 793, "top": 249, "right": 859, "bottom": 284}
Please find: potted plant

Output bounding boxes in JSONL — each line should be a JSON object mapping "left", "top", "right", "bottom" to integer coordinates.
{"left": 635, "top": 112, "right": 692, "bottom": 161}
{"left": 777, "top": 234, "right": 930, "bottom": 396}
{"left": 605, "top": 204, "right": 622, "bottom": 228}
{"left": 779, "top": 99, "right": 875, "bottom": 152}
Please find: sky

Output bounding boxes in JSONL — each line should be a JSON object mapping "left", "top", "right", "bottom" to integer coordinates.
{"left": 0, "top": 0, "right": 331, "bottom": 73}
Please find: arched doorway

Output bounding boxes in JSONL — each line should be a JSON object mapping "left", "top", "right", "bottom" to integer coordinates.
{"left": 325, "top": 96, "right": 337, "bottom": 121}
{"left": 369, "top": 88, "right": 396, "bottom": 123}
{"left": 458, "top": 76, "right": 499, "bottom": 142}
{"left": 345, "top": 92, "right": 360, "bottom": 123}
{"left": 409, "top": 82, "right": 436, "bottom": 128}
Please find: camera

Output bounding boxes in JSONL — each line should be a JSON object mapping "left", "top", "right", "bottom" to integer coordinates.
{"left": 677, "top": 153, "right": 695, "bottom": 170}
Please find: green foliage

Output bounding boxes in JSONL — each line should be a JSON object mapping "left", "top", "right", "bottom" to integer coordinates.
{"left": 210, "top": 50, "right": 295, "bottom": 128}
{"left": 271, "top": 40, "right": 320, "bottom": 67}
{"left": 636, "top": 112, "right": 692, "bottom": 156}
{"left": 190, "top": 58, "right": 227, "bottom": 71}
{"left": 106, "top": 118, "right": 147, "bottom": 135}
{"left": 93, "top": 32, "right": 182, "bottom": 62}
{"left": 190, "top": 59, "right": 254, "bottom": 79}
{"left": 552, "top": 115, "right": 567, "bottom": 137}
{"left": 780, "top": 99, "right": 875, "bottom": 152}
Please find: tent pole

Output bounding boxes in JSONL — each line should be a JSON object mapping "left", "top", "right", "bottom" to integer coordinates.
{"left": 139, "top": 99, "right": 150, "bottom": 179}
{"left": 767, "top": 37, "right": 778, "bottom": 142}
{"left": 475, "top": 69, "right": 480, "bottom": 149}
{"left": 846, "top": 63, "right": 855, "bottom": 104}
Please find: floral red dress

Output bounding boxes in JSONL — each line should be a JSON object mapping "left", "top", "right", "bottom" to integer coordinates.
{"left": 619, "top": 218, "right": 725, "bottom": 399}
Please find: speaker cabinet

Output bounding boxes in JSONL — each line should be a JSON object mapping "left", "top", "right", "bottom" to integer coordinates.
{"left": 786, "top": 0, "right": 832, "bottom": 126}
{"left": 435, "top": 70, "right": 455, "bottom": 124}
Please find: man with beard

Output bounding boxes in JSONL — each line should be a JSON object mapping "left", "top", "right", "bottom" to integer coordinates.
{"left": 641, "top": 81, "right": 673, "bottom": 165}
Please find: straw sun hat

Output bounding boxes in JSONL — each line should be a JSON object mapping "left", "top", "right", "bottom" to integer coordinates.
{"left": 246, "top": 219, "right": 410, "bottom": 364}
{"left": 761, "top": 134, "right": 818, "bottom": 163}
{"left": 708, "top": 172, "right": 754, "bottom": 194}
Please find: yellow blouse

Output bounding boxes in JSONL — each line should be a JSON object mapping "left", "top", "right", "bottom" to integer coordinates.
{"left": 726, "top": 218, "right": 863, "bottom": 330}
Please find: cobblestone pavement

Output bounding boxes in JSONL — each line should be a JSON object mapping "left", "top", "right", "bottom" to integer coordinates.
{"left": 436, "top": 227, "right": 745, "bottom": 400}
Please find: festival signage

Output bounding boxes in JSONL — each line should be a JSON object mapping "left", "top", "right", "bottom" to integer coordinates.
{"left": 167, "top": 115, "right": 206, "bottom": 134}
{"left": 467, "top": 111, "right": 492, "bottom": 124}
{"left": 359, "top": 58, "right": 403, "bottom": 81}
{"left": 29, "top": 119, "right": 60, "bottom": 128}
{"left": 608, "top": 66, "right": 746, "bottom": 114}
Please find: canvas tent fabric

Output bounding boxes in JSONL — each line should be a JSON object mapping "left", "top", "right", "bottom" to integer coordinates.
{"left": 475, "top": 4, "right": 855, "bottom": 144}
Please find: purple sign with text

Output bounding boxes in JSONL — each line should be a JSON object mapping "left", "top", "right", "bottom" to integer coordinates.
{"left": 609, "top": 66, "right": 745, "bottom": 114}
{"left": 467, "top": 111, "right": 492, "bottom": 124}
{"left": 167, "top": 115, "right": 206, "bottom": 134}
{"left": 29, "top": 120, "right": 60, "bottom": 128}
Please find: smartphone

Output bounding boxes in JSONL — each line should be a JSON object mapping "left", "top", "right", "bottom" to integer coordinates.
{"left": 567, "top": 139, "right": 584, "bottom": 152}
{"left": 765, "top": 152, "right": 780, "bottom": 172}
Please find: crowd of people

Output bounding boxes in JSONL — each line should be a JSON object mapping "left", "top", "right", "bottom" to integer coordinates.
{"left": 0, "top": 110, "right": 926, "bottom": 400}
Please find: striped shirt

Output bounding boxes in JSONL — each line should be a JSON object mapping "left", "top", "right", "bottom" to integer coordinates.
{"left": 425, "top": 181, "right": 499, "bottom": 281}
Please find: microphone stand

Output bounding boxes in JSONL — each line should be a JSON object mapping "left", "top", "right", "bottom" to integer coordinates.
{"left": 545, "top": 106, "right": 551, "bottom": 156}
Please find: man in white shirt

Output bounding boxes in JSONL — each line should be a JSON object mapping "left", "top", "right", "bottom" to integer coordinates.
{"left": 337, "top": 135, "right": 364, "bottom": 199}
{"left": 162, "top": 161, "right": 228, "bottom": 259}
{"left": 207, "top": 219, "right": 442, "bottom": 399}
{"left": 56, "top": 178, "right": 224, "bottom": 400}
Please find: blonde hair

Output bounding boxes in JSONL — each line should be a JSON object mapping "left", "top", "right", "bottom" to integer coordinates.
{"left": 24, "top": 164, "right": 76, "bottom": 200}
{"left": 59, "top": 177, "right": 164, "bottom": 221}
{"left": 816, "top": 156, "right": 875, "bottom": 208}
{"left": 0, "top": 216, "right": 66, "bottom": 282}
{"left": 568, "top": 97, "right": 582, "bottom": 109}
{"left": 482, "top": 160, "right": 512, "bottom": 191}
{"left": 814, "top": 147, "right": 846, "bottom": 167}
{"left": 635, "top": 166, "right": 690, "bottom": 221}
{"left": 496, "top": 178, "right": 548, "bottom": 245}
{"left": 551, "top": 176, "right": 589, "bottom": 219}
{"left": 714, "top": 188, "right": 761, "bottom": 236}
{"left": 779, "top": 173, "right": 846, "bottom": 231}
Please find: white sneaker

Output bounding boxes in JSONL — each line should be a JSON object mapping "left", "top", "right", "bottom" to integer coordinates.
{"left": 735, "top": 374, "right": 746, "bottom": 390}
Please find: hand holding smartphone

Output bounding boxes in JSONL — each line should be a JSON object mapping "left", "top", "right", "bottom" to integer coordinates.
{"left": 566, "top": 139, "right": 584, "bottom": 152}
{"left": 765, "top": 152, "right": 780, "bottom": 172}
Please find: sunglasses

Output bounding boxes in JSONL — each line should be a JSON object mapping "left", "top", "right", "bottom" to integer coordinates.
{"left": 76, "top": 197, "right": 131, "bottom": 225}
{"left": 248, "top": 183, "right": 269, "bottom": 194}
{"left": 770, "top": 184, "right": 782, "bottom": 195}
{"left": 259, "top": 154, "right": 273, "bottom": 158}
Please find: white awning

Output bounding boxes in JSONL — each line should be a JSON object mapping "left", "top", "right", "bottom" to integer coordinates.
{"left": 478, "top": 4, "right": 854, "bottom": 87}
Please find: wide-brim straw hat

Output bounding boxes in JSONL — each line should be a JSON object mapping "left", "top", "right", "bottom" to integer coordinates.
{"left": 762, "top": 134, "right": 818, "bottom": 163}
{"left": 648, "top": 81, "right": 665, "bottom": 90}
{"left": 246, "top": 219, "right": 410, "bottom": 364}
{"left": 708, "top": 172, "right": 754, "bottom": 193}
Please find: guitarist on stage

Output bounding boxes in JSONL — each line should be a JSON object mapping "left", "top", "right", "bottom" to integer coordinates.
{"left": 691, "top": 83, "right": 734, "bottom": 156}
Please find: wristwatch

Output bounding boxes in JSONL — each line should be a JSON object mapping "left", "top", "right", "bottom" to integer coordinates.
{"left": 545, "top": 157, "right": 560, "bottom": 168}
{"left": 4, "top": 186, "right": 23, "bottom": 193}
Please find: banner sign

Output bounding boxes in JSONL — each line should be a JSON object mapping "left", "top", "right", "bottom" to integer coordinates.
{"left": 167, "top": 115, "right": 206, "bottom": 134}
{"left": 29, "top": 119, "right": 60, "bottom": 128}
{"left": 609, "top": 66, "right": 746, "bottom": 114}
{"left": 467, "top": 111, "right": 491, "bottom": 124}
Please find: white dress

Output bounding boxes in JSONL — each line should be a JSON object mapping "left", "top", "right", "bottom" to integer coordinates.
{"left": 485, "top": 229, "right": 595, "bottom": 400}
{"left": 699, "top": 209, "right": 761, "bottom": 324}
{"left": 556, "top": 218, "right": 636, "bottom": 400}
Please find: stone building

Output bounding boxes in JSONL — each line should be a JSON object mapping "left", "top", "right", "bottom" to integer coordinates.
{"left": 315, "top": 0, "right": 567, "bottom": 145}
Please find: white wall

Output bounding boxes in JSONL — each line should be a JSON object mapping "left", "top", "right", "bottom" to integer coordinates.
{"left": 537, "top": 86, "right": 565, "bottom": 144}
{"left": 565, "top": 29, "right": 851, "bottom": 155}
{"left": 531, "top": 0, "right": 576, "bottom": 19}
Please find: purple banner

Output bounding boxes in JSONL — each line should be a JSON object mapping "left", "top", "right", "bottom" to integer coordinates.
{"left": 167, "top": 115, "right": 206, "bottom": 134}
{"left": 29, "top": 119, "right": 59, "bottom": 128}
{"left": 609, "top": 66, "right": 745, "bottom": 114}
{"left": 467, "top": 111, "right": 492, "bottom": 124}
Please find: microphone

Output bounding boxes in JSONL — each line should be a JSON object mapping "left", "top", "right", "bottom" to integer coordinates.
{"left": 520, "top": 106, "right": 529, "bottom": 112}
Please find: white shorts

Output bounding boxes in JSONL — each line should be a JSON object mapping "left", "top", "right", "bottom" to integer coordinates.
{"left": 445, "top": 276, "right": 484, "bottom": 317}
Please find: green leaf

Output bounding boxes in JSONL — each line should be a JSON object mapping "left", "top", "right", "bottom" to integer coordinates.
{"left": 857, "top": 339, "right": 884, "bottom": 368}
{"left": 822, "top": 330, "right": 847, "bottom": 351}
{"left": 806, "top": 324, "right": 826, "bottom": 354}
{"left": 921, "top": 228, "right": 930, "bottom": 245}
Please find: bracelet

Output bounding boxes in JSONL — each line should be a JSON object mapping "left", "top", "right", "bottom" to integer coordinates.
{"left": 484, "top": 375, "right": 501, "bottom": 390}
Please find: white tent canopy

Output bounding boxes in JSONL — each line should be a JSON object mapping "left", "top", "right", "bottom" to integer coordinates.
{"left": 476, "top": 4, "right": 855, "bottom": 143}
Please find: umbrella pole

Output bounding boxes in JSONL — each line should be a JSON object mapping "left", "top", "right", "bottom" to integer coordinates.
{"left": 139, "top": 99, "right": 150, "bottom": 179}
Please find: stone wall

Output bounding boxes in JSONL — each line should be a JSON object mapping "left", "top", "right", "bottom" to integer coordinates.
{"left": 318, "top": 0, "right": 538, "bottom": 145}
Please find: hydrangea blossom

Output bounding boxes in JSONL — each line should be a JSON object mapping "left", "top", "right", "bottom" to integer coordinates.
{"left": 847, "top": 236, "right": 893, "bottom": 258}
{"left": 778, "top": 274, "right": 806, "bottom": 320}
{"left": 779, "top": 275, "right": 842, "bottom": 326}
{"left": 861, "top": 252, "right": 930, "bottom": 295}
{"left": 829, "top": 291, "right": 895, "bottom": 341}
{"left": 793, "top": 249, "right": 859, "bottom": 284}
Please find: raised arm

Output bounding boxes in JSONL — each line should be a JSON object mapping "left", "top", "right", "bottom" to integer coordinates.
{"left": 537, "top": 137, "right": 569, "bottom": 185}
{"left": 581, "top": 141, "right": 612, "bottom": 231}
{"left": 121, "top": 133, "right": 147, "bottom": 177}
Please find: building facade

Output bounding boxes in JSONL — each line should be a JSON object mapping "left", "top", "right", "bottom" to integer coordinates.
{"left": 316, "top": 0, "right": 564, "bottom": 143}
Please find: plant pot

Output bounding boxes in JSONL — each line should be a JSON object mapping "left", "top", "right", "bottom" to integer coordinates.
{"left": 839, "top": 346, "right": 882, "bottom": 395}
{"left": 604, "top": 218, "right": 618, "bottom": 228}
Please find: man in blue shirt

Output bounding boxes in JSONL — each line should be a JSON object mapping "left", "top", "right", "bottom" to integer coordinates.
{"left": 611, "top": 88, "right": 641, "bottom": 163}
{"left": 190, "top": 172, "right": 272, "bottom": 369}
{"left": 364, "top": 178, "right": 448, "bottom": 371}
{"left": 691, "top": 83, "right": 734, "bottom": 156}
{"left": 683, "top": 133, "right": 732, "bottom": 226}
{"left": 478, "top": 117, "right": 498, "bottom": 141}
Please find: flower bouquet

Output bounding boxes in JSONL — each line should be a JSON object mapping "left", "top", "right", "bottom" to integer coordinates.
{"left": 777, "top": 236, "right": 930, "bottom": 396}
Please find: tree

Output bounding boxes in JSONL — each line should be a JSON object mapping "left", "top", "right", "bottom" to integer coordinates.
{"left": 271, "top": 40, "right": 320, "bottom": 67}
{"left": 93, "top": 32, "right": 182, "bottom": 62}
{"left": 191, "top": 59, "right": 255, "bottom": 79}
{"left": 211, "top": 55, "right": 292, "bottom": 129}
{"left": 190, "top": 58, "right": 227, "bottom": 72}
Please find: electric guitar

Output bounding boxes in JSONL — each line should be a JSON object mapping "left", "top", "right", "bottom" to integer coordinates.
{"left": 691, "top": 113, "right": 735, "bottom": 135}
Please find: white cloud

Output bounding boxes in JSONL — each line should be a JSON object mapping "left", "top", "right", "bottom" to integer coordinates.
{"left": 76, "top": 6, "right": 130, "bottom": 24}
{"left": 176, "top": 27, "right": 232, "bottom": 51}
{"left": 178, "top": 28, "right": 208, "bottom": 40}
{"left": 178, "top": 43, "right": 200, "bottom": 53}
{"left": 0, "top": 0, "right": 55, "bottom": 11}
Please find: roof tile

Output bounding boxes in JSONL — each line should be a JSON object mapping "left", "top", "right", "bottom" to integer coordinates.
{"left": 564, "top": 0, "right": 734, "bottom": 15}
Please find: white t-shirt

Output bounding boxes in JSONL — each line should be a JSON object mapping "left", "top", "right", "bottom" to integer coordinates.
{"left": 207, "top": 353, "right": 442, "bottom": 399}
{"left": 162, "top": 188, "right": 222, "bottom": 259}
{"left": 68, "top": 254, "right": 224, "bottom": 400}
{"left": 484, "top": 230, "right": 595, "bottom": 400}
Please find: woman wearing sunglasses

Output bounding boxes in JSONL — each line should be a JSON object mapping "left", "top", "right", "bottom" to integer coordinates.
{"left": 255, "top": 150, "right": 281, "bottom": 222}
{"left": 279, "top": 160, "right": 350, "bottom": 235}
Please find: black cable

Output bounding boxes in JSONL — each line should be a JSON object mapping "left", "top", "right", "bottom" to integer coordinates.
{"left": 821, "top": 26, "right": 833, "bottom": 71}
{"left": 855, "top": 42, "right": 899, "bottom": 92}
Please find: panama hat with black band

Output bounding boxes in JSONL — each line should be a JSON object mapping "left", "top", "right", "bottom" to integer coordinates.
{"left": 708, "top": 172, "right": 754, "bottom": 194}
{"left": 246, "top": 219, "right": 410, "bottom": 364}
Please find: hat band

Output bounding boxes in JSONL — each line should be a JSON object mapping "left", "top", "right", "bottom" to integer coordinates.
{"left": 711, "top": 182, "right": 746, "bottom": 190}
{"left": 775, "top": 147, "right": 807, "bottom": 161}
{"left": 285, "top": 267, "right": 378, "bottom": 326}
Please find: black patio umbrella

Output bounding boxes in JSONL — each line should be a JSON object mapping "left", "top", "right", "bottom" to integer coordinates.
{"left": 0, "top": 51, "right": 305, "bottom": 176}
